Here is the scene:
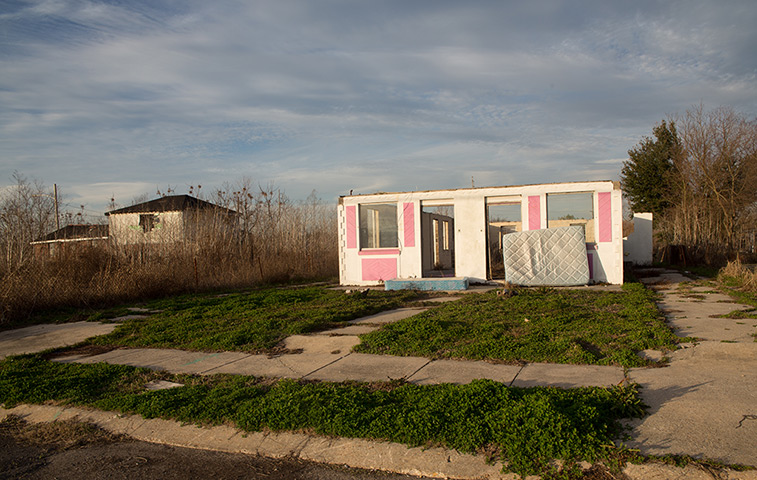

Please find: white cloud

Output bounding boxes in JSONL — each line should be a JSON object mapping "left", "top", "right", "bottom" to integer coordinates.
{"left": 1, "top": 0, "right": 755, "bottom": 216}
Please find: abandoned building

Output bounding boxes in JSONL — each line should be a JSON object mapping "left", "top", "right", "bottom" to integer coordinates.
{"left": 105, "top": 195, "right": 237, "bottom": 246}
{"left": 338, "top": 181, "right": 652, "bottom": 288}
{"left": 31, "top": 224, "right": 109, "bottom": 258}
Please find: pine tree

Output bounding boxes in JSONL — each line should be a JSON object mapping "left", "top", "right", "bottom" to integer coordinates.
{"left": 621, "top": 120, "right": 680, "bottom": 216}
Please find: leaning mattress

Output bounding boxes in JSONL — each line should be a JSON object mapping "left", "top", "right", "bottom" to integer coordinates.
{"left": 502, "top": 226, "right": 590, "bottom": 286}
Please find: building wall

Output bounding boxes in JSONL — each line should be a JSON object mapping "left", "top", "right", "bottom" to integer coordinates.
{"left": 109, "top": 211, "right": 185, "bottom": 245}
{"left": 623, "top": 212, "right": 653, "bottom": 266}
{"left": 338, "top": 181, "right": 624, "bottom": 286}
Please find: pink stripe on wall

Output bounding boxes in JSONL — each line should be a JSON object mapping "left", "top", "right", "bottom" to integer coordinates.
{"left": 403, "top": 202, "right": 415, "bottom": 247}
{"left": 598, "top": 192, "right": 612, "bottom": 242}
{"left": 362, "top": 258, "right": 397, "bottom": 281}
{"left": 528, "top": 196, "right": 541, "bottom": 230}
{"left": 346, "top": 205, "right": 357, "bottom": 249}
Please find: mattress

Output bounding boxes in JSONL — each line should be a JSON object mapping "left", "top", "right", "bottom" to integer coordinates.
{"left": 502, "top": 226, "right": 590, "bottom": 286}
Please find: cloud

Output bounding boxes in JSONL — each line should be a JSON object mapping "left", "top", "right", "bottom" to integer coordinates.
{"left": 0, "top": 0, "right": 755, "bottom": 216}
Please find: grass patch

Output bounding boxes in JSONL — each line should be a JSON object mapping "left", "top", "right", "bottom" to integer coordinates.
{"left": 85, "top": 286, "right": 426, "bottom": 353}
{"left": 0, "top": 355, "right": 645, "bottom": 478}
{"left": 355, "top": 283, "right": 680, "bottom": 367}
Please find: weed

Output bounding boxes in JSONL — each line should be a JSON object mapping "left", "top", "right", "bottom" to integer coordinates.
{"left": 355, "top": 283, "right": 680, "bottom": 367}
{"left": 0, "top": 355, "right": 647, "bottom": 479}
{"left": 84, "top": 287, "right": 426, "bottom": 353}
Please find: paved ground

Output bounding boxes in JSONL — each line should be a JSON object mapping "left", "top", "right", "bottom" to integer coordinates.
{"left": 0, "top": 322, "right": 117, "bottom": 360}
{"left": 2, "top": 273, "right": 757, "bottom": 479}
{"left": 627, "top": 269, "right": 757, "bottom": 467}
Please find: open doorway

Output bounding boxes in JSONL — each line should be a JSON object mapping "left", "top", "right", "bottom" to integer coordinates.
{"left": 421, "top": 203, "right": 455, "bottom": 277}
{"left": 486, "top": 199, "right": 522, "bottom": 280}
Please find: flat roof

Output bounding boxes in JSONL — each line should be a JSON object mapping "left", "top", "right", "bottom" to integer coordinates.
{"left": 339, "top": 180, "right": 619, "bottom": 199}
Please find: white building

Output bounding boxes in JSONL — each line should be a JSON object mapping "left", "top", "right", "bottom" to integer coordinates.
{"left": 338, "top": 181, "right": 627, "bottom": 286}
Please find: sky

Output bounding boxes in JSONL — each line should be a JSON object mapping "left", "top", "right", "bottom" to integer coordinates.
{"left": 1, "top": 0, "right": 756, "bottom": 217}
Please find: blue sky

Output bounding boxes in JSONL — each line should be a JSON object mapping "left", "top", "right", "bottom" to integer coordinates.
{"left": 1, "top": 0, "right": 756, "bottom": 216}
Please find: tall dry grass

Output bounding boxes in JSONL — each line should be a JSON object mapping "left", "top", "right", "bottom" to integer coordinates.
{"left": 0, "top": 193, "right": 337, "bottom": 326}
{"left": 717, "top": 260, "right": 757, "bottom": 293}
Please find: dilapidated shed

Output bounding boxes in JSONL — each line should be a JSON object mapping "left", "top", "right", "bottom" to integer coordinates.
{"left": 31, "top": 224, "right": 109, "bottom": 258}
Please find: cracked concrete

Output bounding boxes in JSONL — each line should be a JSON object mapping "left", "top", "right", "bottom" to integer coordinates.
{"left": 4, "top": 278, "right": 757, "bottom": 478}
{"left": 629, "top": 271, "right": 757, "bottom": 466}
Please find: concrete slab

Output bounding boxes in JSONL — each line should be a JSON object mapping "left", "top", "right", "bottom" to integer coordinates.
{"left": 511, "top": 363, "right": 625, "bottom": 388}
{"left": 423, "top": 296, "right": 462, "bottom": 303}
{"left": 385, "top": 277, "right": 469, "bottom": 291}
{"left": 205, "top": 353, "right": 345, "bottom": 379}
{"left": 408, "top": 359, "right": 521, "bottom": 386}
{"left": 317, "top": 325, "right": 379, "bottom": 335}
{"left": 283, "top": 334, "right": 360, "bottom": 354}
{"left": 0, "top": 404, "right": 513, "bottom": 479}
{"left": 349, "top": 308, "right": 427, "bottom": 325}
{"left": 58, "top": 348, "right": 253, "bottom": 375}
{"left": 110, "top": 314, "right": 149, "bottom": 322}
{"left": 305, "top": 353, "right": 430, "bottom": 383}
{"left": 0, "top": 322, "right": 117, "bottom": 359}
{"left": 145, "top": 380, "right": 184, "bottom": 391}
{"left": 658, "top": 292, "right": 756, "bottom": 342}
{"left": 627, "top": 341, "right": 757, "bottom": 466}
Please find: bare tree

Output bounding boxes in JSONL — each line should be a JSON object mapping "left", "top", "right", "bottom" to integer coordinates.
{"left": 0, "top": 172, "right": 58, "bottom": 270}
{"left": 666, "top": 105, "right": 757, "bottom": 259}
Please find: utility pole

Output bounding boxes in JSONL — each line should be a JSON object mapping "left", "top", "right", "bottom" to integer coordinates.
{"left": 53, "top": 183, "right": 60, "bottom": 231}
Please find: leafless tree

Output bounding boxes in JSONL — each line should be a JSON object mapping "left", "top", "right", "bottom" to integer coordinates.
{"left": 665, "top": 105, "right": 757, "bottom": 259}
{"left": 0, "top": 172, "right": 58, "bottom": 271}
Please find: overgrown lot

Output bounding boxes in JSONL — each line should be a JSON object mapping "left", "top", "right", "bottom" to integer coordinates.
{"left": 0, "top": 355, "right": 645, "bottom": 478}
{"left": 86, "top": 287, "right": 427, "bottom": 353}
{"left": 355, "top": 283, "right": 681, "bottom": 367}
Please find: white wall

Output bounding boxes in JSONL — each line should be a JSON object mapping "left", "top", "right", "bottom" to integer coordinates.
{"left": 338, "top": 181, "right": 624, "bottom": 285}
{"left": 109, "top": 211, "right": 185, "bottom": 245}
{"left": 623, "top": 212, "right": 654, "bottom": 266}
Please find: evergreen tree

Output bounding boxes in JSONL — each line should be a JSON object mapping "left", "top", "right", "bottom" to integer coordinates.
{"left": 621, "top": 120, "right": 680, "bottom": 216}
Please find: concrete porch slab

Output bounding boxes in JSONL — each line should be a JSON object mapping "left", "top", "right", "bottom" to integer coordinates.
{"left": 385, "top": 277, "right": 469, "bottom": 291}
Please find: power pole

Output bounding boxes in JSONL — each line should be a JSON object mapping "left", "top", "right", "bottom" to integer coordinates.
{"left": 54, "top": 183, "right": 60, "bottom": 230}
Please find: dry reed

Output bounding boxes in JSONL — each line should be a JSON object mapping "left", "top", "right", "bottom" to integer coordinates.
{"left": 0, "top": 196, "right": 338, "bottom": 326}
{"left": 717, "top": 260, "right": 757, "bottom": 293}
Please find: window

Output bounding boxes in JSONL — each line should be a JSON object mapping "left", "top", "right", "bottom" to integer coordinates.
{"left": 443, "top": 220, "right": 450, "bottom": 250}
{"left": 359, "top": 203, "right": 398, "bottom": 248}
{"left": 139, "top": 214, "right": 158, "bottom": 233}
{"left": 547, "top": 192, "right": 594, "bottom": 242}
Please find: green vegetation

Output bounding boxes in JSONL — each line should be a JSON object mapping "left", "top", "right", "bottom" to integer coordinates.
{"left": 87, "top": 287, "right": 426, "bottom": 352}
{"left": 355, "top": 283, "right": 680, "bottom": 367}
{"left": 0, "top": 355, "right": 646, "bottom": 478}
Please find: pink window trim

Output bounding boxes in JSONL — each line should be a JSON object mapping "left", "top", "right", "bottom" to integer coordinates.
{"left": 358, "top": 249, "right": 401, "bottom": 256}
{"left": 345, "top": 205, "right": 357, "bottom": 249}
{"left": 598, "top": 192, "right": 612, "bottom": 242}
{"left": 361, "top": 258, "right": 397, "bottom": 281}
{"left": 528, "top": 196, "right": 541, "bottom": 230}
{"left": 403, "top": 202, "right": 415, "bottom": 247}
